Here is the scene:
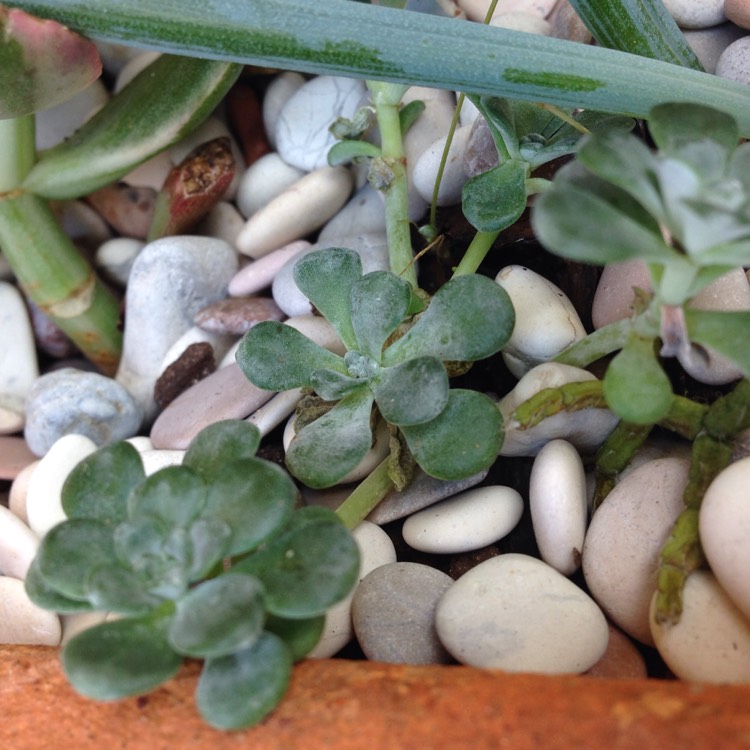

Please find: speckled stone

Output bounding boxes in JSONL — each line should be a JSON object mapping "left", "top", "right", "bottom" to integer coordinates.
{"left": 352, "top": 562, "right": 454, "bottom": 665}
{"left": 0, "top": 576, "right": 61, "bottom": 645}
{"left": 585, "top": 623, "right": 648, "bottom": 680}
{"left": 726, "top": 0, "right": 750, "bottom": 29}
{"left": 662, "top": 0, "right": 726, "bottom": 28}
{"left": 716, "top": 36, "right": 750, "bottom": 83}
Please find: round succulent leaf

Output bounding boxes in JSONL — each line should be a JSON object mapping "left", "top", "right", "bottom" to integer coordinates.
{"left": 62, "top": 441, "right": 145, "bottom": 525}
{"left": 685, "top": 310, "right": 750, "bottom": 378}
{"left": 349, "top": 270, "right": 411, "bottom": 360}
{"left": 400, "top": 389, "right": 502, "bottom": 480}
{"left": 201, "top": 457, "right": 296, "bottom": 556}
{"left": 285, "top": 387, "right": 376, "bottom": 489}
{"left": 86, "top": 563, "right": 163, "bottom": 615}
{"left": 126, "top": 465, "right": 207, "bottom": 528}
{"left": 728, "top": 142, "right": 750, "bottom": 193}
{"left": 168, "top": 573, "right": 265, "bottom": 658}
{"left": 310, "top": 368, "right": 365, "bottom": 401}
{"left": 370, "top": 356, "right": 448, "bottom": 425}
{"left": 24, "top": 556, "right": 94, "bottom": 614}
{"left": 187, "top": 518, "right": 232, "bottom": 581}
{"left": 235, "top": 508, "right": 360, "bottom": 619}
{"left": 327, "top": 138, "right": 381, "bottom": 166}
{"left": 603, "top": 335, "right": 673, "bottom": 424}
{"left": 236, "top": 320, "right": 347, "bottom": 391}
{"left": 36, "top": 519, "right": 115, "bottom": 601}
{"left": 293, "top": 248, "right": 361, "bottom": 349}
{"left": 383, "top": 274, "right": 515, "bottom": 365}
{"left": 461, "top": 160, "right": 528, "bottom": 232}
{"left": 182, "top": 420, "right": 261, "bottom": 482}
{"left": 62, "top": 607, "right": 180, "bottom": 700}
{"left": 196, "top": 631, "right": 292, "bottom": 730}
{"left": 264, "top": 612, "right": 326, "bottom": 662}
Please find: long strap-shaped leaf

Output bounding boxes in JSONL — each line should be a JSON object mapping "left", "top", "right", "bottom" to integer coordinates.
{"left": 568, "top": 0, "right": 703, "bottom": 70}
{"left": 24, "top": 55, "right": 241, "bottom": 199}
{"left": 6, "top": 1, "right": 750, "bottom": 133}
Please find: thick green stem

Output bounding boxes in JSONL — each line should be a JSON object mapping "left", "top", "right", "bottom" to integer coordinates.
{"left": 335, "top": 458, "right": 395, "bottom": 530}
{"left": 511, "top": 380, "right": 607, "bottom": 430}
{"left": 0, "top": 116, "right": 35, "bottom": 190}
{"left": 451, "top": 229, "right": 500, "bottom": 278}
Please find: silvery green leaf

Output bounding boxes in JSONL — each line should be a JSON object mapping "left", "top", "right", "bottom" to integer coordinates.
{"left": 327, "top": 139, "right": 382, "bottom": 167}
{"left": 728, "top": 142, "right": 750, "bottom": 192}
{"left": 183, "top": 420, "right": 261, "bottom": 482}
{"left": 461, "top": 160, "right": 528, "bottom": 232}
{"left": 127, "top": 465, "right": 207, "bottom": 528}
{"left": 468, "top": 96, "right": 520, "bottom": 160}
{"left": 311, "top": 368, "right": 364, "bottom": 401}
{"left": 685, "top": 310, "right": 750, "bottom": 378}
{"left": 86, "top": 564, "right": 162, "bottom": 615}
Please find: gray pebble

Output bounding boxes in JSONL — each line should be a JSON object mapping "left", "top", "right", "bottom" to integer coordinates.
{"left": 24, "top": 368, "right": 143, "bottom": 456}
{"left": 352, "top": 562, "right": 454, "bottom": 665}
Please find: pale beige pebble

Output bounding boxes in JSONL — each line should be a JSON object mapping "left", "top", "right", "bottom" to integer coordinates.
{"left": 95, "top": 237, "right": 144, "bottom": 287}
{"left": 585, "top": 622, "right": 648, "bottom": 680}
{"left": 236, "top": 166, "right": 353, "bottom": 258}
{"left": 499, "top": 362, "right": 618, "bottom": 457}
{"left": 125, "top": 435, "right": 153, "bottom": 452}
{"left": 283, "top": 417, "right": 390, "bottom": 486}
{"left": 228, "top": 240, "right": 311, "bottom": 297}
{"left": 140, "top": 450, "right": 185, "bottom": 476}
{"left": 726, "top": 0, "right": 750, "bottom": 29}
{"left": 436, "top": 553, "right": 609, "bottom": 672}
{"left": 61, "top": 611, "right": 109, "bottom": 646}
{"left": 620, "top": 435, "right": 692, "bottom": 480}
{"left": 529, "top": 439, "right": 587, "bottom": 576}
{"left": 591, "top": 259, "right": 651, "bottom": 330}
{"left": 582, "top": 456, "right": 690, "bottom": 645}
{"left": 0, "top": 505, "right": 39, "bottom": 580}
{"left": 547, "top": 0, "right": 593, "bottom": 42}
{"left": 0, "top": 576, "right": 61, "bottom": 645}
{"left": 683, "top": 22, "right": 748, "bottom": 73}
{"left": 677, "top": 267, "right": 750, "bottom": 384}
{"left": 699, "top": 455, "right": 750, "bottom": 620}
{"left": 113, "top": 50, "right": 161, "bottom": 92}
{"left": 495, "top": 265, "right": 587, "bottom": 378}
{"left": 458, "top": 0, "right": 558, "bottom": 22}
{"left": 662, "top": 0, "right": 726, "bottom": 29}
{"left": 194, "top": 201, "right": 245, "bottom": 248}
{"left": 25, "top": 434, "right": 98, "bottom": 537}
{"left": 262, "top": 71, "right": 306, "bottom": 151}
{"left": 490, "top": 11, "right": 552, "bottom": 34}
{"left": 308, "top": 521, "right": 397, "bottom": 658}
{"left": 318, "top": 185, "right": 387, "bottom": 243}
{"left": 650, "top": 570, "right": 750, "bottom": 683}
{"left": 9, "top": 460, "right": 38, "bottom": 524}
{"left": 158, "top": 326, "right": 235, "bottom": 376}
{"left": 412, "top": 125, "right": 473, "bottom": 207}
{"left": 0, "top": 407, "right": 24, "bottom": 434}
{"left": 123, "top": 149, "right": 174, "bottom": 191}
{"left": 247, "top": 389, "right": 303, "bottom": 437}
{"left": 236, "top": 152, "right": 306, "bottom": 220}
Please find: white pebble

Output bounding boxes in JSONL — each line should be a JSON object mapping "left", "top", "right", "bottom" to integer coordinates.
{"left": 662, "top": 0, "right": 726, "bottom": 29}
{"left": 0, "top": 576, "right": 61, "bottom": 645}
{"left": 194, "top": 201, "right": 246, "bottom": 248}
{"left": 318, "top": 185, "right": 387, "bottom": 242}
{"left": 650, "top": 571, "right": 750, "bottom": 683}
{"left": 458, "top": 0, "right": 558, "bottom": 22}
{"left": 95, "top": 237, "right": 144, "bottom": 287}
{"left": 0, "top": 505, "right": 39, "bottom": 580}
{"left": 412, "top": 125, "right": 472, "bottom": 207}
{"left": 529, "top": 439, "right": 587, "bottom": 575}
{"left": 235, "top": 152, "right": 306, "bottom": 219}
{"left": 9, "top": 460, "right": 38, "bottom": 524}
{"left": 490, "top": 11, "right": 552, "bottom": 35}
{"left": 402, "top": 485, "right": 523, "bottom": 554}
{"left": 262, "top": 71, "right": 306, "bottom": 150}
{"left": 717, "top": 36, "right": 750, "bottom": 84}
{"left": 140, "top": 449, "right": 185, "bottom": 475}
{"left": 25, "top": 434, "right": 98, "bottom": 537}
{"left": 436, "top": 553, "right": 609, "bottom": 672}
{"left": 228, "top": 240, "right": 310, "bottom": 296}
{"left": 495, "top": 265, "right": 587, "bottom": 378}
{"left": 35, "top": 79, "right": 108, "bottom": 150}
{"left": 247, "top": 389, "right": 303, "bottom": 437}
{"left": 683, "top": 22, "right": 748, "bottom": 73}
{"left": 236, "top": 166, "right": 353, "bottom": 258}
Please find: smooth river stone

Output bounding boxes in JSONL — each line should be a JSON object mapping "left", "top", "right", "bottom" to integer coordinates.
{"left": 683, "top": 22, "right": 748, "bottom": 73}
{"left": 458, "top": 0, "right": 558, "bottom": 21}
{"left": 591, "top": 259, "right": 651, "bottom": 330}
{"left": 0, "top": 505, "right": 39, "bottom": 580}
{"left": 352, "top": 562, "right": 454, "bottom": 665}
{"left": 529, "top": 439, "right": 587, "bottom": 576}
{"left": 412, "top": 124, "right": 473, "bottom": 207}
{"left": 436, "top": 553, "right": 609, "bottom": 672}
{"left": 262, "top": 71, "right": 306, "bottom": 150}
{"left": 235, "top": 166, "right": 353, "bottom": 259}
{"left": 25, "top": 434, "right": 98, "bottom": 536}
{"left": 717, "top": 36, "right": 750, "bottom": 83}
{"left": 235, "top": 152, "right": 306, "bottom": 219}
{"left": 0, "top": 576, "right": 61, "bottom": 645}
{"left": 494, "top": 265, "right": 587, "bottom": 378}
{"left": 318, "top": 185, "right": 387, "bottom": 243}
{"left": 582, "top": 456, "right": 690, "bottom": 646}
{"left": 699, "top": 455, "right": 750, "bottom": 620}
{"left": 275, "top": 75, "right": 367, "bottom": 171}
{"left": 585, "top": 622, "right": 648, "bottom": 680}
{"left": 650, "top": 570, "right": 750, "bottom": 683}
{"left": 402, "top": 485, "right": 523, "bottom": 554}
{"left": 726, "top": 0, "right": 750, "bottom": 28}
{"left": 309, "top": 521, "right": 397, "bottom": 659}
{"left": 499, "top": 362, "right": 619, "bottom": 457}
{"left": 228, "top": 241, "right": 310, "bottom": 296}
{"left": 662, "top": 0, "right": 726, "bottom": 28}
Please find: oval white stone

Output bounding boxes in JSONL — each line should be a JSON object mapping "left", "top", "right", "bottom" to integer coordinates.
{"left": 650, "top": 571, "right": 750, "bottom": 683}
{"left": 529, "top": 439, "right": 587, "bottom": 575}
{"left": 0, "top": 576, "right": 61, "bottom": 645}
{"left": 0, "top": 505, "right": 39, "bottom": 580}
{"left": 402, "top": 485, "right": 523, "bottom": 554}
{"left": 235, "top": 152, "right": 306, "bottom": 219}
{"left": 436, "top": 553, "right": 608, "bottom": 672}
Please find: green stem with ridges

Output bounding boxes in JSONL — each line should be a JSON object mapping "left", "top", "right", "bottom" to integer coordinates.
{"left": 451, "top": 229, "right": 500, "bottom": 278}
{"left": 335, "top": 458, "right": 395, "bottom": 530}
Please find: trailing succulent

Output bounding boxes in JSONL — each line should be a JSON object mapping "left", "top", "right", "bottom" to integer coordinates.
{"left": 236, "top": 247, "right": 515, "bottom": 488}
{"left": 25, "top": 420, "right": 360, "bottom": 730}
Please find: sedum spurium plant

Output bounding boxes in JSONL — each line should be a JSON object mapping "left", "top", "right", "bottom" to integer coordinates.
{"left": 25, "top": 420, "right": 360, "bottom": 730}
{"left": 237, "top": 247, "right": 514, "bottom": 489}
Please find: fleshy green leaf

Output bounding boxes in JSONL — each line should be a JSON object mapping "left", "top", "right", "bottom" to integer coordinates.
{"left": 35, "top": 519, "right": 114, "bottom": 601}
{"left": 401, "top": 388, "right": 502, "bottom": 479}
{"left": 383, "top": 274, "right": 515, "bottom": 364}
{"left": 349, "top": 270, "right": 411, "bottom": 361}
{"left": 603, "top": 335, "right": 673, "bottom": 424}
{"left": 0, "top": 6, "right": 101, "bottom": 117}
{"left": 183, "top": 420, "right": 261, "bottom": 481}
{"left": 327, "top": 139, "right": 381, "bottom": 166}
{"left": 196, "top": 632, "right": 292, "bottom": 730}
{"left": 310, "top": 367, "right": 364, "bottom": 401}
{"left": 371, "top": 356, "right": 448, "bottom": 425}
{"left": 293, "top": 248, "right": 361, "bottom": 348}
{"left": 62, "top": 608, "right": 180, "bottom": 700}
{"left": 461, "top": 160, "right": 529, "bottom": 233}
{"left": 235, "top": 508, "right": 359, "bottom": 618}
{"left": 168, "top": 573, "right": 265, "bottom": 658}
{"left": 62, "top": 441, "right": 144, "bottom": 525}
{"left": 86, "top": 563, "right": 162, "bottom": 615}
{"left": 236, "top": 320, "right": 347, "bottom": 391}
{"left": 264, "top": 613, "right": 326, "bottom": 661}
{"left": 469, "top": 96, "right": 518, "bottom": 160}
{"left": 285, "top": 387, "right": 376, "bottom": 488}
{"left": 399, "top": 98, "right": 425, "bottom": 134}
{"left": 201, "top": 457, "right": 297, "bottom": 556}
{"left": 24, "top": 556, "right": 94, "bottom": 613}
{"left": 127, "top": 465, "right": 206, "bottom": 527}
{"left": 24, "top": 55, "right": 242, "bottom": 200}
{"left": 187, "top": 518, "right": 232, "bottom": 580}
{"left": 685, "top": 310, "right": 750, "bottom": 378}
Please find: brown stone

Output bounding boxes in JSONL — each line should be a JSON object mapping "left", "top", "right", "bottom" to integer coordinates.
{"left": 3, "top": 646, "right": 750, "bottom": 748}
{"left": 193, "top": 296, "right": 285, "bottom": 335}
{"left": 586, "top": 623, "right": 649, "bottom": 680}
{"left": 0, "top": 438, "right": 37, "bottom": 481}
{"left": 153, "top": 342, "right": 216, "bottom": 410}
